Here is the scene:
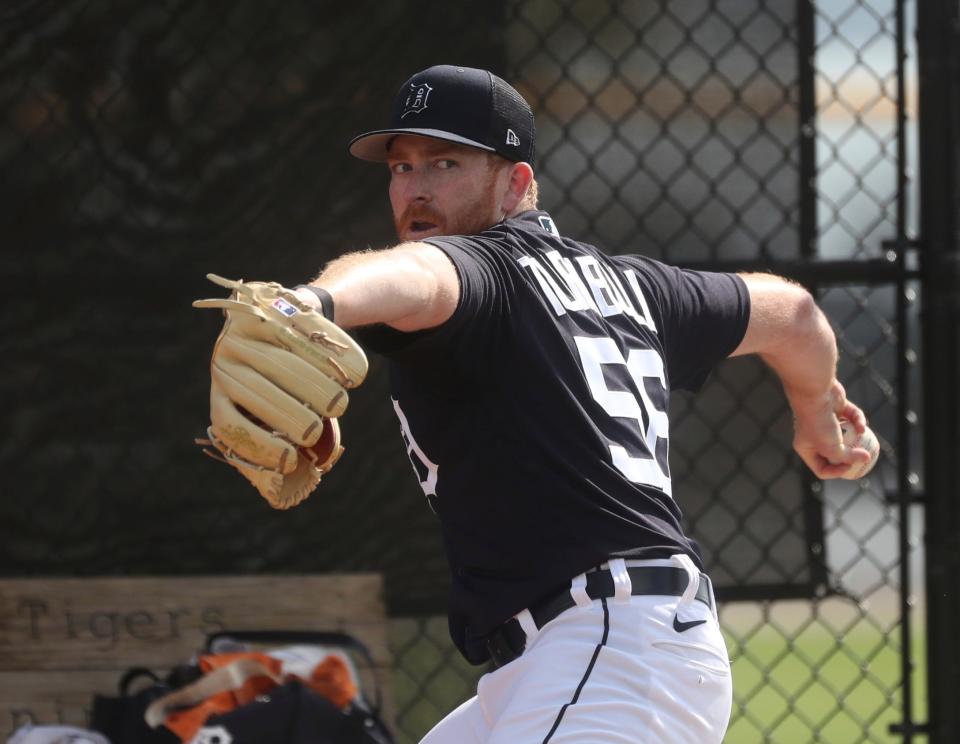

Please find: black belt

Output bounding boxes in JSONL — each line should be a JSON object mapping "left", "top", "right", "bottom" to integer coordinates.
{"left": 485, "top": 566, "right": 714, "bottom": 669}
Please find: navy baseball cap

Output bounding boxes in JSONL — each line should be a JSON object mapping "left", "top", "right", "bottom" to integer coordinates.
{"left": 349, "top": 65, "right": 536, "bottom": 166}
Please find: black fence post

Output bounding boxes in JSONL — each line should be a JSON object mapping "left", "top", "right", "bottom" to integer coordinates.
{"left": 918, "top": 0, "right": 960, "bottom": 742}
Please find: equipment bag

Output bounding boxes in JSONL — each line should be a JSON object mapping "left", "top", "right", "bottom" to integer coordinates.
{"left": 193, "top": 629, "right": 394, "bottom": 744}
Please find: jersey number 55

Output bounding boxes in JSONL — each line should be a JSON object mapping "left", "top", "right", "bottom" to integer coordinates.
{"left": 574, "top": 336, "right": 672, "bottom": 497}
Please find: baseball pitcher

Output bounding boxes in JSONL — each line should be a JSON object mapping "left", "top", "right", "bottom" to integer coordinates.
{"left": 196, "top": 65, "right": 875, "bottom": 743}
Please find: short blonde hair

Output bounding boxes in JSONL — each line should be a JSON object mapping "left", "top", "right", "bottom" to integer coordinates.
{"left": 517, "top": 177, "right": 539, "bottom": 212}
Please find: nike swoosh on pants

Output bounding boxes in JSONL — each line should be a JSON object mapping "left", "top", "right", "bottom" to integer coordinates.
{"left": 673, "top": 616, "right": 707, "bottom": 633}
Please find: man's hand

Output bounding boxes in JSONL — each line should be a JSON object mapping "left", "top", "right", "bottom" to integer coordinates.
{"left": 732, "top": 275, "right": 877, "bottom": 480}
{"left": 790, "top": 380, "right": 874, "bottom": 479}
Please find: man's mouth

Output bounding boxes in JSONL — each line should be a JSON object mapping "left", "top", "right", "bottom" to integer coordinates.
{"left": 397, "top": 204, "right": 445, "bottom": 240}
{"left": 406, "top": 220, "right": 440, "bottom": 237}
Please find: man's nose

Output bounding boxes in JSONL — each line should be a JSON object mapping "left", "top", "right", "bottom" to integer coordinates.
{"left": 402, "top": 169, "right": 433, "bottom": 203}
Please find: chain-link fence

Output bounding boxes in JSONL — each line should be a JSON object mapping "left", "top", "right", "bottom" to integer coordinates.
{"left": 2, "top": 0, "right": 938, "bottom": 741}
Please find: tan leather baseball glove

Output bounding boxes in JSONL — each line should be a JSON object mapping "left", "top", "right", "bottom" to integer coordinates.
{"left": 193, "top": 274, "right": 368, "bottom": 509}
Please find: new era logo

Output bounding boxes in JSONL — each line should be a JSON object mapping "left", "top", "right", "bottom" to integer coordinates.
{"left": 506, "top": 128, "right": 520, "bottom": 147}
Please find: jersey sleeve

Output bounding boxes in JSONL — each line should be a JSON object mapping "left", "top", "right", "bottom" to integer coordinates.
{"left": 354, "top": 235, "right": 511, "bottom": 370}
{"left": 614, "top": 256, "right": 750, "bottom": 392}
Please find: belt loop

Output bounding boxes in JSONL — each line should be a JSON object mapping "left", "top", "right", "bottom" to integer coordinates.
{"left": 570, "top": 572, "right": 591, "bottom": 608}
{"left": 514, "top": 608, "right": 539, "bottom": 645}
{"left": 670, "top": 553, "right": 700, "bottom": 607}
{"left": 608, "top": 558, "right": 632, "bottom": 603}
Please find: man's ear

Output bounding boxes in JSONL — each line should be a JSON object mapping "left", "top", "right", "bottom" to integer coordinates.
{"left": 500, "top": 162, "right": 534, "bottom": 215}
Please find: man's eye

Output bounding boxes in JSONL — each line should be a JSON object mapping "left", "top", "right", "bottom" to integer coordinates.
{"left": 390, "top": 163, "right": 411, "bottom": 174}
{"left": 436, "top": 159, "right": 457, "bottom": 169}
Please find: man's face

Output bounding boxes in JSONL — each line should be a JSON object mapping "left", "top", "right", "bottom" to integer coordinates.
{"left": 386, "top": 135, "right": 508, "bottom": 242}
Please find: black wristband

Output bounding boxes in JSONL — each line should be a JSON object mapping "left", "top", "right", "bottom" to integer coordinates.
{"left": 293, "top": 284, "right": 335, "bottom": 322}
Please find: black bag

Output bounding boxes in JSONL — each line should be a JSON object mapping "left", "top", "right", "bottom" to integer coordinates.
{"left": 189, "top": 678, "right": 392, "bottom": 744}
{"left": 202, "top": 630, "right": 394, "bottom": 744}
{"left": 90, "top": 666, "right": 192, "bottom": 744}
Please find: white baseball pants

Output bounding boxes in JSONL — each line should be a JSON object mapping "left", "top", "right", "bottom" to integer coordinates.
{"left": 421, "top": 557, "right": 732, "bottom": 744}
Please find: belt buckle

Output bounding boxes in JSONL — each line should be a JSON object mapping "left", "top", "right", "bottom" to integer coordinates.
{"left": 486, "top": 624, "right": 524, "bottom": 669}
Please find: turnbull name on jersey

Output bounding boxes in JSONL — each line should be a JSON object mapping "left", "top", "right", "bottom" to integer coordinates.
{"left": 517, "top": 249, "right": 658, "bottom": 332}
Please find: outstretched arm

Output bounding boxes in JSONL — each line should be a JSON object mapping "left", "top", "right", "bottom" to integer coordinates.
{"left": 293, "top": 242, "right": 460, "bottom": 331}
{"left": 731, "top": 273, "right": 872, "bottom": 479}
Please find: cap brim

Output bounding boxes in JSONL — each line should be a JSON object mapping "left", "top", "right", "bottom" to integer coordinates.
{"left": 348, "top": 128, "right": 497, "bottom": 162}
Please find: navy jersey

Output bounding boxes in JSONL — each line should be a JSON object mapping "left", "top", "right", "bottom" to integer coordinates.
{"left": 359, "top": 211, "right": 749, "bottom": 663}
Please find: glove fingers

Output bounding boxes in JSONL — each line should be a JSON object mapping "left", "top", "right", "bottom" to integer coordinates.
{"left": 212, "top": 302, "right": 367, "bottom": 390}
{"left": 212, "top": 362, "right": 323, "bottom": 448}
{"left": 265, "top": 320, "right": 367, "bottom": 390}
{"left": 209, "top": 382, "right": 298, "bottom": 473}
{"left": 219, "top": 334, "right": 349, "bottom": 418}
{"left": 195, "top": 276, "right": 369, "bottom": 388}
{"left": 280, "top": 318, "right": 369, "bottom": 389}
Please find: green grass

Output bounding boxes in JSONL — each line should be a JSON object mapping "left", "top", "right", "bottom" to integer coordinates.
{"left": 723, "top": 618, "right": 927, "bottom": 743}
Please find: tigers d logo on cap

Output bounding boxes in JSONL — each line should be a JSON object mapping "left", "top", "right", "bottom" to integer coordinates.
{"left": 348, "top": 64, "right": 536, "bottom": 166}
{"left": 402, "top": 83, "right": 432, "bottom": 118}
